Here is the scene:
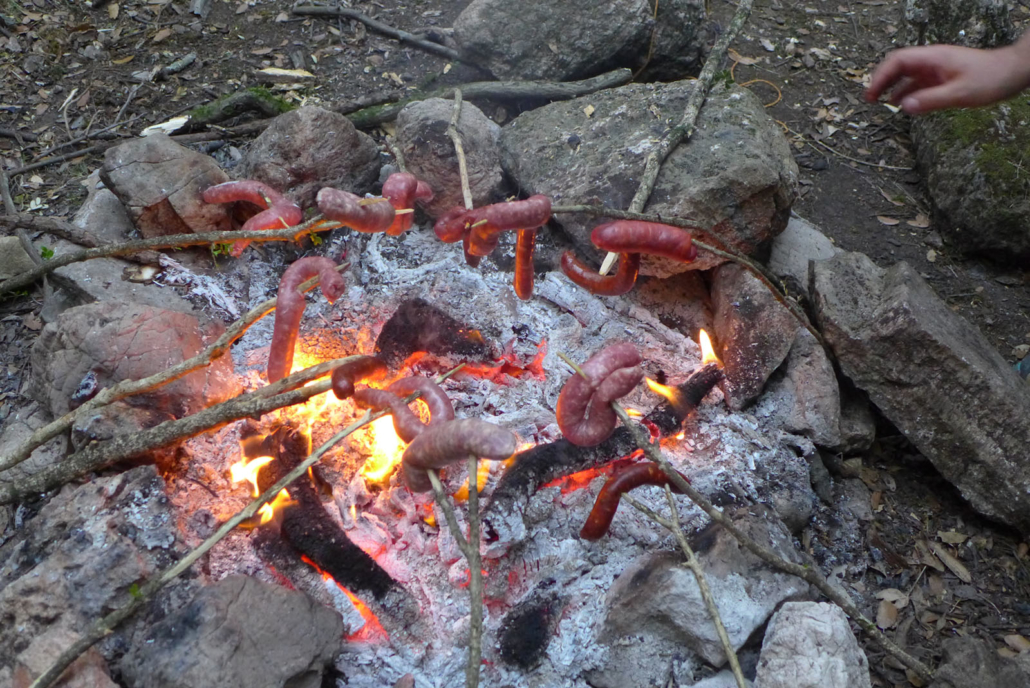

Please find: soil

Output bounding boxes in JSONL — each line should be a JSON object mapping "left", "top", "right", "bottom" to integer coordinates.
{"left": 2, "top": 0, "right": 1030, "bottom": 685}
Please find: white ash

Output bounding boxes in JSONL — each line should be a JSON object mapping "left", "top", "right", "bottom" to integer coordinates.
{"left": 156, "top": 254, "right": 241, "bottom": 319}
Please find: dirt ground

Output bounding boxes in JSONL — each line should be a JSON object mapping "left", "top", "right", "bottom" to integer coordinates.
{"left": 3, "top": 0, "right": 1030, "bottom": 685}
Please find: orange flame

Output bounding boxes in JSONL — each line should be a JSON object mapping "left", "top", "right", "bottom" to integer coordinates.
{"left": 361, "top": 416, "right": 406, "bottom": 482}
{"left": 645, "top": 377, "right": 683, "bottom": 408}
{"left": 301, "top": 555, "right": 388, "bottom": 643}
{"left": 699, "top": 329, "right": 720, "bottom": 366}
{"left": 453, "top": 459, "right": 493, "bottom": 502}
{"left": 230, "top": 455, "right": 273, "bottom": 497}
{"left": 258, "top": 488, "right": 296, "bottom": 525}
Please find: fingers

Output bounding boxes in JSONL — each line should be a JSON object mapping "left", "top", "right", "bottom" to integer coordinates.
{"left": 866, "top": 50, "right": 913, "bottom": 102}
{"left": 899, "top": 82, "right": 968, "bottom": 114}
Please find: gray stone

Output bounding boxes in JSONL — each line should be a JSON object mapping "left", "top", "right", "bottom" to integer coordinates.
{"left": 813, "top": 252, "right": 1030, "bottom": 533}
{"left": 5, "top": 627, "right": 120, "bottom": 688}
{"left": 603, "top": 508, "right": 812, "bottom": 667}
{"left": 695, "top": 671, "right": 754, "bottom": 688}
{"left": 754, "top": 602, "right": 870, "bottom": 688}
{"left": 121, "top": 575, "right": 343, "bottom": 688}
{"left": 911, "top": 101, "right": 1030, "bottom": 265}
{"left": 931, "top": 637, "right": 1030, "bottom": 688}
{"left": 767, "top": 214, "right": 840, "bottom": 290}
{"left": 237, "top": 105, "right": 380, "bottom": 207}
{"left": 31, "top": 301, "right": 240, "bottom": 419}
{"left": 395, "top": 98, "right": 506, "bottom": 218}
{"left": 0, "top": 236, "right": 35, "bottom": 280}
{"left": 100, "top": 134, "right": 231, "bottom": 238}
{"left": 0, "top": 468, "right": 178, "bottom": 671}
{"left": 711, "top": 262, "right": 800, "bottom": 410}
{"left": 772, "top": 329, "right": 841, "bottom": 448}
{"left": 501, "top": 82, "right": 798, "bottom": 275}
{"left": 641, "top": 0, "right": 709, "bottom": 81}
{"left": 836, "top": 385, "right": 876, "bottom": 455}
{"left": 904, "top": 0, "right": 1012, "bottom": 48}
{"left": 0, "top": 402, "right": 68, "bottom": 492}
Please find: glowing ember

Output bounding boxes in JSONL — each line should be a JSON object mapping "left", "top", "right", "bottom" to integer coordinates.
{"left": 645, "top": 377, "right": 683, "bottom": 407}
{"left": 302, "top": 555, "right": 388, "bottom": 643}
{"left": 540, "top": 454, "right": 640, "bottom": 494}
{"left": 699, "top": 329, "right": 720, "bottom": 366}
{"left": 361, "top": 416, "right": 406, "bottom": 482}
{"left": 230, "top": 455, "right": 273, "bottom": 497}
{"left": 625, "top": 408, "right": 644, "bottom": 418}
{"left": 453, "top": 459, "right": 492, "bottom": 502}
{"left": 258, "top": 488, "right": 296, "bottom": 525}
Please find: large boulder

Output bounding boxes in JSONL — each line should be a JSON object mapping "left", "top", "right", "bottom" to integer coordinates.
{"left": 121, "top": 575, "right": 343, "bottom": 688}
{"left": 931, "top": 637, "right": 1030, "bottom": 688}
{"left": 454, "top": 0, "right": 706, "bottom": 82}
{"left": 911, "top": 99, "right": 1030, "bottom": 265}
{"left": 0, "top": 236, "right": 35, "bottom": 280}
{"left": 904, "top": 0, "right": 1012, "bottom": 48}
{"left": 754, "top": 602, "right": 870, "bottom": 688}
{"left": 602, "top": 508, "right": 812, "bottom": 667}
{"left": 501, "top": 82, "right": 798, "bottom": 275}
{"left": 813, "top": 252, "right": 1030, "bottom": 533}
{"left": 100, "top": 134, "right": 231, "bottom": 238}
{"left": 30, "top": 301, "right": 240, "bottom": 419}
{"left": 394, "top": 98, "right": 506, "bottom": 218}
{"left": 237, "top": 105, "right": 381, "bottom": 207}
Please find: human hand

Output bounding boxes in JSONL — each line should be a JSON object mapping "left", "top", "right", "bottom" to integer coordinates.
{"left": 865, "top": 43, "right": 1030, "bottom": 114}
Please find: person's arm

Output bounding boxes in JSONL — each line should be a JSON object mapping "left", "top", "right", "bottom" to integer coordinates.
{"left": 865, "top": 32, "right": 1030, "bottom": 114}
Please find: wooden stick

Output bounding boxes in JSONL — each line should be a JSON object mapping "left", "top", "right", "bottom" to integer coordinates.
{"left": 609, "top": 401, "right": 935, "bottom": 683}
{"left": 448, "top": 90, "right": 475, "bottom": 211}
{"left": 0, "top": 264, "right": 347, "bottom": 474}
{"left": 599, "top": 0, "right": 755, "bottom": 275}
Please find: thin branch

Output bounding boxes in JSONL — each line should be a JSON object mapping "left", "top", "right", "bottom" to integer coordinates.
{"left": 6, "top": 144, "right": 107, "bottom": 178}
{"left": 447, "top": 89, "right": 474, "bottom": 211}
{"left": 600, "top": 0, "right": 754, "bottom": 274}
{"left": 0, "top": 168, "right": 15, "bottom": 215}
{"left": 0, "top": 215, "right": 344, "bottom": 294}
{"left": 609, "top": 402, "right": 935, "bottom": 683}
{"left": 26, "top": 409, "right": 378, "bottom": 688}
{"left": 0, "top": 213, "right": 161, "bottom": 263}
{"left": 0, "top": 264, "right": 347, "bottom": 474}
{"left": 466, "top": 453, "right": 484, "bottom": 688}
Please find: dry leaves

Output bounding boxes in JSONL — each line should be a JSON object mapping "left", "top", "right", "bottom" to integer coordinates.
{"left": 929, "top": 542, "right": 972, "bottom": 583}
{"left": 907, "top": 213, "right": 931, "bottom": 228}
{"left": 877, "top": 215, "right": 900, "bottom": 226}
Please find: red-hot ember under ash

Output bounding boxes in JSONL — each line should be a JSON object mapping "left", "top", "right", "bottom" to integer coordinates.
{"left": 540, "top": 454, "right": 642, "bottom": 494}
{"left": 461, "top": 339, "right": 547, "bottom": 383}
{"left": 301, "top": 556, "right": 389, "bottom": 643}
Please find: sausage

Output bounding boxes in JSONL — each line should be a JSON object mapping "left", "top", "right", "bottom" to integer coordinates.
{"left": 402, "top": 419, "right": 517, "bottom": 492}
{"left": 513, "top": 229, "right": 537, "bottom": 300}
{"left": 202, "top": 180, "right": 285, "bottom": 208}
{"left": 434, "top": 206, "right": 473, "bottom": 243}
{"left": 316, "top": 187, "right": 396, "bottom": 234}
{"left": 480, "top": 195, "right": 551, "bottom": 231}
{"left": 560, "top": 251, "right": 640, "bottom": 296}
{"left": 382, "top": 172, "right": 434, "bottom": 236}
{"left": 579, "top": 463, "right": 689, "bottom": 541}
{"left": 591, "top": 221, "right": 698, "bottom": 263}
{"left": 387, "top": 377, "right": 455, "bottom": 425}
{"left": 467, "top": 220, "right": 503, "bottom": 257}
{"left": 230, "top": 200, "right": 304, "bottom": 257}
{"left": 352, "top": 387, "right": 427, "bottom": 443}
{"left": 556, "top": 342, "right": 644, "bottom": 446}
{"left": 267, "top": 257, "right": 347, "bottom": 383}
{"left": 331, "top": 356, "right": 389, "bottom": 400}
{"left": 462, "top": 231, "right": 482, "bottom": 268}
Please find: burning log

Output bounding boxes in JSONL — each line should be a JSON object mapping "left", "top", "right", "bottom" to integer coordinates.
{"left": 374, "top": 298, "right": 491, "bottom": 367}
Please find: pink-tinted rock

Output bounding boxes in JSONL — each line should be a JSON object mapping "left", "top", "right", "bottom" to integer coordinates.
{"left": 30, "top": 301, "right": 240, "bottom": 419}
{"left": 100, "top": 134, "right": 231, "bottom": 238}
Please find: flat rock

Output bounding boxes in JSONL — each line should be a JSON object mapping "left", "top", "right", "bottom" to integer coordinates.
{"left": 100, "top": 133, "right": 230, "bottom": 238}
{"left": 761, "top": 329, "right": 841, "bottom": 448}
{"left": 754, "top": 602, "right": 870, "bottom": 688}
{"left": 5, "top": 627, "right": 119, "bottom": 688}
{"left": 395, "top": 98, "right": 506, "bottom": 218}
{"left": 767, "top": 214, "right": 840, "bottom": 290}
{"left": 121, "top": 575, "right": 343, "bottom": 688}
{"left": 712, "top": 262, "right": 800, "bottom": 410}
{"left": 237, "top": 105, "right": 381, "bottom": 207}
{"left": 603, "top": 507, "right": 812, "bottom": 667}
{"left": 453, "top": 0, "right": 706, "bottom": 82}
{"left": 501, "top": 82, "right": 798, "bottom": 275}
{"left": 30, "top": 301, "right": 240, "bottom": 419}
{"left": 0, "top": 236, "right": 35, "bottom": 280}
{"left": 813, "top": 252, "right": 1030, "bottom": 533}
{"left": 931, "top": 637, "right": 1030, "bottom": 688}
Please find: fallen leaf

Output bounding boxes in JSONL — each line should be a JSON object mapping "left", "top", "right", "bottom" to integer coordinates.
{"left": 877, "top": 215, "right": 901, "bottom": 226}
{"left": 760, "top": 37, "right": 776, "bottom": 52}
{"left": 938, "top": 531, "right": 968, "bottom": 545}
{"left": 907, "top": 213, "right": 931, "bottom": 228}
{"left": 108, "top": 2, "right": 119, "bottom": 19}
{"left": 728, "top": 48, "right": 761, "bottom": 65}
{"left": 22, "top": 313, "right": 42, "bottom": 331}
{"left": 884, "top": 103, "right": 902, "bottom": 113}
{"left": 28, "top": 174, "right": 43, "bottom": 187}
{"left": 443, "top": 63, "right": 452, "bottom": 74}
{"left": 250, "top": 47, "right": 273, "bottom": 55}
{"left": 235, "top": 2, "right": 249, "bottom": 13}
{"left": 383, "top": 71, "right": 404, "bottom": 86}
{"left": 916, "top": 540, "right": 946, "bottom": 572}
{"left": 1005, "top": 634, "right": 1030, "bottom": 653}
{"left": 112, "top": 55, "right": 134, "bottom": 64}
{"left": 929, "top": 542, "right": 972, "bottom": 583}
{"left": 257, "top": 67, "right": 315, "bottom": 79}
{"left": 1018, "top": 542, "right": 1028, "bottom": 559}
{"left": 140, "top": 115, "right": 190, "bottom": 136}
{"left": 876, "top": 588, "right": 910, "bottom": 609}
{"left": 879, "top": 187, "right": 906, "bottom": 207}
{"left": 153, "top": 27, "right": 172, "bottom": 42}
{"left": 926, "top": 249, "right": 937, "bottom": 263}
{"left": 274, "top": 11, "right": 288, "bottom": 21}
{"left": 583, "top": 104, "right": 595, "bottom": 118}
{"left": 876, "top": 599, "right": 899, "bottom": 629}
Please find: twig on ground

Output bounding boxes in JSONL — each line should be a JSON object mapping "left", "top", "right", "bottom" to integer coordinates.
{"left": 623, "top": 487, "right": 747, "bottom": 688}
{"left": 600, "top": 0, "right": 755, "bottom": 275}
{"left": 6, "top": 144, "right": 107, "bottom": 178}
{"left": 0, "top": 128, "right": 37, "bottom": 144}
{"left": 0, "top": 169, "right": 14, "bottom": 215}
{"left": 293, "top": 5, "right": 470, "bottom": 65}
{"left": 0, "top": 213, "right": 161, "bottom": 262}
{"left": 787, "top": 125, "right": 913, "bottom": 171}
{"left": 0, "top": 263, "right": 347, "bottom": 474}
{"left": 31, "top": 113, "right": 148, "bottom": 160}
{"left": 343, "top": 69, "right": 633, "bottom": 129}
{"left": 0, "top": 214, "right": 344, "bottom": 295}
{"left": 608, "top": 401, "right": 935, "bottom": 683}
{"left": 187, "top": 90, "right": 286, "bottom": 128}
{"left": 114, "top": 84, "right": 141, "bottom": 126}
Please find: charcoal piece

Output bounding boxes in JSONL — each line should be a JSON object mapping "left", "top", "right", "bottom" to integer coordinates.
{"left": 374, "top": 298, "right": 491, "bottom": 365}
{"left": 498, "top": 587, "right": 561, "bottom": 669}
{"left": 259, "top": 428, "right": 396, "bottom": 600}
{"left": 483, "top": 365, "right": 722, "bottom": 530}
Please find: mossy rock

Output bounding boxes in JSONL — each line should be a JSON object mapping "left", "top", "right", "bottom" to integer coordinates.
{"left": 912, "top": 97, "right": 1030, "bottom": 264}
{"left": 904, "top": 0, "right": 1013, "bottom": 48}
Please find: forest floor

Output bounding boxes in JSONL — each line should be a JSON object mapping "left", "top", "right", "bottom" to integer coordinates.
{"left": 2, "top": 0, "right": 1030, "bottom": 685}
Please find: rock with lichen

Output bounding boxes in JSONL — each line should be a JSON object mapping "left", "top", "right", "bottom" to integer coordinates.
{"left": 903, "top": 0, "right": 1012, "bottom": 48}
